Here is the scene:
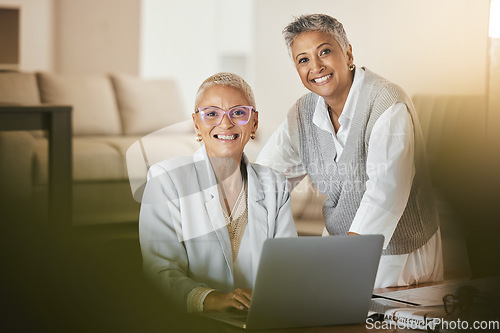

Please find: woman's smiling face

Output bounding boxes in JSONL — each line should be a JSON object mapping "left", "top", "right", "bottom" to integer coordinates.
{"left": 291, "top": 30, "right": 354, "bottom": 105}
{"left": 193, "top": 85, "right": 258, "bottom": 161}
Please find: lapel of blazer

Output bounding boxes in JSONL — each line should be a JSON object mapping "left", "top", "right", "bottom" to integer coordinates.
{"left": 246, "top": 159, "right": 269, "bottom": 280}
{"left": 196, "top": 146, "right": 235, "bottom": 278}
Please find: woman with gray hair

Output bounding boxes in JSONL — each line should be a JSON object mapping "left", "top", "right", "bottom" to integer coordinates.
{"left": 140, "top": 72, "right": 297, "bottom": 313}
{"left": 257, "top": 14, "right": 443, "bottom": 288}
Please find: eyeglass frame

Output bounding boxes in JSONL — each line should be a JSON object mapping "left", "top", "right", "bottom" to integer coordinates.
{"left": 195, "top": 105, "right": 256, "bottom": 126}
{"left": 442, "top": 286, "right": 480, "bottom": 315}
{"left": 443, "top": 293, "right": 461, "bottom": 314}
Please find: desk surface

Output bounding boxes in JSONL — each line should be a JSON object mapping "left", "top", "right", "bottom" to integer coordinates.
{"left": 193, "top": 276, "right": 497, "bottom": 333}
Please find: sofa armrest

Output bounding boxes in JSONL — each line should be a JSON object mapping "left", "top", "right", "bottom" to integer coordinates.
{"left": 0, "top": 131, "right": 36, "bottom": 200}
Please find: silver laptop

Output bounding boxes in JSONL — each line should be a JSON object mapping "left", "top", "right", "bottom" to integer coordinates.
{"left": 197, "top": 234, "right": 384, "bottom": 330}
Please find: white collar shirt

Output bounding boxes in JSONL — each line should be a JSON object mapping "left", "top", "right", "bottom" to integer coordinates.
{"left": 312, "top": 67, "right": 365, "bottom": 162}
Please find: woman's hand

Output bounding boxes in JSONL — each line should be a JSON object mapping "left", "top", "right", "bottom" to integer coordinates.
{"left": 203, "top": 288, "right": 252, "bottom": 312}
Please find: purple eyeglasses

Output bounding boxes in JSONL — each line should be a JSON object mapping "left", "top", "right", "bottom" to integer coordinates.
{"left": 196, "top": 106, "right": 255, "bottom": 126}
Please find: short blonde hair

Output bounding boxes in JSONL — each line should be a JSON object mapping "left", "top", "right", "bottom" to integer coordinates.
{"left": 194, "top": 72, "right": 256, "bottom": 111}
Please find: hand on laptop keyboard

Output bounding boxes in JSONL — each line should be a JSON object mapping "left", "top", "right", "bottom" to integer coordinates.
{"left": 204, "top": 288, "right": 253, "bottom": 312}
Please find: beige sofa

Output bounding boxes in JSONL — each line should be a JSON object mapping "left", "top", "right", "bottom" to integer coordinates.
{"left": 0, "top": 71, "right": 196, "bottom": 226}
{"left": 0, "top": 71, "right": 323, "bottom": 232}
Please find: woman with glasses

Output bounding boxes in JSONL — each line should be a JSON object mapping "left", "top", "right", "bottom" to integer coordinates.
{"left": 139, "top": 72, "right": 297, "bottom": 313}
{"left": 257, "top": 14, "right": 443, "bottom": 288}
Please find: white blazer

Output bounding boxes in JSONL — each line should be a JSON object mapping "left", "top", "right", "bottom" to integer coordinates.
{"left": 139, "top": 146, "right": 297, "bottom": 309}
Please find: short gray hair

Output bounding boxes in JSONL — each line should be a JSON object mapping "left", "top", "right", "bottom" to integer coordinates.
{"left": 194, "top": 72, "right": 256, "bottom": 111}
{"left": 283, "top": 14, "right": 350, "bottom": 53}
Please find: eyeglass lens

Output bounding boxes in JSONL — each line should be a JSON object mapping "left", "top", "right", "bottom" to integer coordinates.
{"left": 199, "top": 106, "right": 252, "bottom": 126}
{"left": 443, "top": 294, "right": 459, "bottom": 314}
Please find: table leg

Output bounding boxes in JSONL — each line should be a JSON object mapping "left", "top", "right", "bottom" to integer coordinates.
{"left": 48, "top": 110, "right": 72, "bottom": 229}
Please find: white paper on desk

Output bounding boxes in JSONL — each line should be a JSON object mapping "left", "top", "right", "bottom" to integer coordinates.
{"left": 374, "top": 282, "right": 463, "bottom": 306}
{"left": 373, "top": 277, "right": 500, "bottom": 307}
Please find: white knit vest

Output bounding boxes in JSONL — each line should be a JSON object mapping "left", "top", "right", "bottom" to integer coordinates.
{"left": 288, "top": 68, "right": 438, "bottom": 255}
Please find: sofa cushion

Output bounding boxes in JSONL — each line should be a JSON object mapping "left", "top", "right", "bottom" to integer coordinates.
{"left": 111, "top": 73, "right": 187, "bottom": 135}
{"left": 0, "top": 72, "right": 41, "bottom": 104}
{"left": 33, "top": 136, "right": 128, "bottom": 185}
{"left": 37, "top": 72, "right": 122, "bottom": 136}
{"left": 71, "top": 182, "right": 140, "bottom": 226}
{"left": 90, "top": 136, "right": 142, "bottom": 158}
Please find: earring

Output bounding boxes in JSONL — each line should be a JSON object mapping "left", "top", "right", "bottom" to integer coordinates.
{"left": 250, "top": 133, "right": 256, "bottom": 140}
{"left": 196, "top": 134, "right": 202, "bottom": 142}
{"left": 348, "top": 64, "right": 355, "bottom": 71}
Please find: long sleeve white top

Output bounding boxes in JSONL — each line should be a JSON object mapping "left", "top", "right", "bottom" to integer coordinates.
{"left": 257, "top": 68, "right": 442, "bottom": 288}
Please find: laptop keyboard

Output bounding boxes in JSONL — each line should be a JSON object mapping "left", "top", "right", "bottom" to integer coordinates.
{"left": 230, "top": 313, "right": 248, "bottom": 322}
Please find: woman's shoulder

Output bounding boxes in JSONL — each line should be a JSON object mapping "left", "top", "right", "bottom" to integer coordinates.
{"left": 295, "top": 92, "right": 320, "bottom": 109}
{"left": 286, "top": 92, "right": 320, "bottom": 123}
{"left": 363, "top": 67, "right": 410, "bottom": 101}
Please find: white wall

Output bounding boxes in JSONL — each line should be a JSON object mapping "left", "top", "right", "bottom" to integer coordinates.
{"left": 24, "top": 0, "right": 254, "bottom": 118}
{"left": 140, "top": 0, "right": 254, "bottom": 118}
{"left": 253, "top": 0, "right": 491, "bottom": 139}
{"left": 54, "top": 0, "right": 141, "bottom": 75}
{"left": 5, "top": 0, "right": 490, "bottom": 136}
{"left": 139, "top": 0, "right": 218, "bottom": 116}
{"left": 0, "top": 0, "right": 54, "bottom": 71}
{"left": 488, "top": 2, "right": 500, "bottom": 143}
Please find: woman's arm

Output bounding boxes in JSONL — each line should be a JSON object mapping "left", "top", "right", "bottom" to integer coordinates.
{"left": 139, "top": 165, "right": 207, "bottom": 310}
{"left": 140, "top": 164, "right": 260, "bottom": 313}
{"left": 348, "top": 102, "right": 415, "bottom": 249}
